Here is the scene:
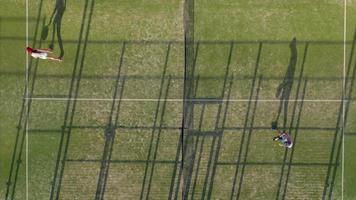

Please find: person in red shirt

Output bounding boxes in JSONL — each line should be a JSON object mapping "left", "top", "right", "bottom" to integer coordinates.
{"left": 26, "top": 47, "right": 62, "bottom": 62}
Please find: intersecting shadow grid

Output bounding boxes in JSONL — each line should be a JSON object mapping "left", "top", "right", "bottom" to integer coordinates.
{"left": 3, "top": 7, "right": 356, "bottom": 200}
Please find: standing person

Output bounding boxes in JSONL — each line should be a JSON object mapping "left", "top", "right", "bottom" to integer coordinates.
{"left": 26, "top": 47, "right": 62, "bottom": 62}
{"left": 273, "top": 130, "right": 293, "bottom": 148}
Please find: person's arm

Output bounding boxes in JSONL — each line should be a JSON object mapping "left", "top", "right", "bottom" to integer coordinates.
{"left": 36, "top": 48, "right": 53, "bottom": 53}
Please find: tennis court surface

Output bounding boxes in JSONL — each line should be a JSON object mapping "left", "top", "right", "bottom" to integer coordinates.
{"left": 1, "top": 0, "right": 356, "bottom": 199}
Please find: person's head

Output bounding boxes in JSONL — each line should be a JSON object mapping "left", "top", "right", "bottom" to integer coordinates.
{"left": 26, "top": 47, "right": 33, "bottom": 54}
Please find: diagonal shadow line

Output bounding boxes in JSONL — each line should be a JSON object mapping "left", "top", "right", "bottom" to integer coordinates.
{"left": 54, "top": 0, "right": 95, "bottom": 197}
{"left": 99, "top": 77, "right": 126, "bottom": 199}
{"left": 4, "top": 5, "right": 44, "bottom": 200}
{"left": 169, "top": 75, "right": 198, "bottom": 200}
{"left": 278, "top": 80, "right": 308, "bottom": 200}
{"left": 281, "top": 43, "right": 309, "bottom": 199}
{"left": 99, "top": 46, "right": 127, "bottom": 200}
{"left": 49, "top": 0, "right": 89, "bottom": 197}
{"left": 6, "top": 8, "right": 45, "bottom": 199}
{"left": 230, "top": 42, "right": 263, "bottom": 200}
{"left": 235, "top": 76, "right": 263, "bottom": 200}
{"left": 189, "top": 104, "right": 206, "bottom": 200}
{"left": 94, "top": 43, "right": 126, "bottom": 200}
{"left": 168, "top": 128, "right": 183, "bottom": 200}
{"left": 114, "top": 77, "right": 126, "bottom": 126}
{"left": 180, "top": 0, "right": 197, "bottom": 193}
{"left": 178, "top": 75, "right": 200, "bottom": 198}
{"left": 322, "top": 29, "right": 356, "bottom": 200}
{"left": 95, "top": 124, "right": 115, "bottom": 200}
{"left": 327, "top": 29, "right": 356, "bottom": 199}
{"left": 201, "top": 43, "right": 233, "bottom": 199}
{"left": 275, "top": 40, "right": 305, "bottom": 200}
{"left": 322, "top": 98, "right": 344, "bottom": 199}
{"left": 167, "top": 75, "right": 200, "bottom": 200}
{"left": 146, "top": 76, "right": 172, "bottom": 199}
{"left": 182, "top": 76, "right": 201, "bottom": 199}
{"left": 139, "top": 43, "right": 171, "bottom": 200}
{"left": 176, "top": 43, "right": 199, "bottom": 199}
{"left": 49, "top": 0, "right": 94, "bottom": 199}
{"left": 200, "top": 130, "right": 220, "bottom": 199}
{"left": 109, "top": 42, "right": 126, "bottom": 123}
{"left": 207, "top": 76, "right": 234, "bottom": 199}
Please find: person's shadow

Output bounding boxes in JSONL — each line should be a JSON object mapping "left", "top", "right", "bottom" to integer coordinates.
{"left": 41, "top": 0, "right": 66, "bottom": 58}
{"left": 274, "top": 37, "right": 297, "bottom": 130}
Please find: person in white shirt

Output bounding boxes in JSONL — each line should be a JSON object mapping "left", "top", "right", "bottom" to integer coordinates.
{"left": 273, "top": 130, "right": 293, "bottom": 148}
{"left": 26, "top": 47, "right": 62, "bottom": 62}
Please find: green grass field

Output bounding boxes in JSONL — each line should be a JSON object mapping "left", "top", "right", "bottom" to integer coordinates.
{"left": 1, "top": 0, "right": 356, "bottom": 199}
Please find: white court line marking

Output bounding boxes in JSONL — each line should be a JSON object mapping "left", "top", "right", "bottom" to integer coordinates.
{"left": 342, "top": 0, "right": 347, "bottom": 199}
{"left": 25, "top": 0, "right": 29, "bottom": 199}
{"left": 25, "top": 97, "right": 347, "bottom": 102}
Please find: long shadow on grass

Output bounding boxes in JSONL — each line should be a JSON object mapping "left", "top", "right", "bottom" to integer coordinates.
{"left": 280, "top": 43, "right": 309, "bottom": 199}
{"left": 274, "top": 41, "right": 307, "bottom": 199}
{"left": 5, "top": 1, "right": 44, "bottom": 198}
{"left": 139, "top": 43, "right": 171, "bottom": 200}
{"left": 200, "top": 43, "right": 233, "bottom": 199}
{"left": 49, "top": 0, "right": 95, "bottom": 199}
{"left": 323, "top": 29, "right": 356, "bottom": 200}
{"left": 42, "top": 0, "right": 66, "bottom": 58}
{"left": 230, "top": 42, "right": 262, "bottom": 200}
{"left": 274, "top": 38, "right": 298, "bottom": 131}
{"left": 94, "top": 42, "right": 126, "bottom": 199}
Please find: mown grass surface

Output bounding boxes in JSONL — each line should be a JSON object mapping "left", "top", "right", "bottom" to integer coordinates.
{"left": 1, "top": 0, "right": 355, "bottom": 199}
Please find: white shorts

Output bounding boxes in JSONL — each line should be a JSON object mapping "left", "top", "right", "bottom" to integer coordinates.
{"left": 31, "top": 52, "right": 48, "bottom": 59}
